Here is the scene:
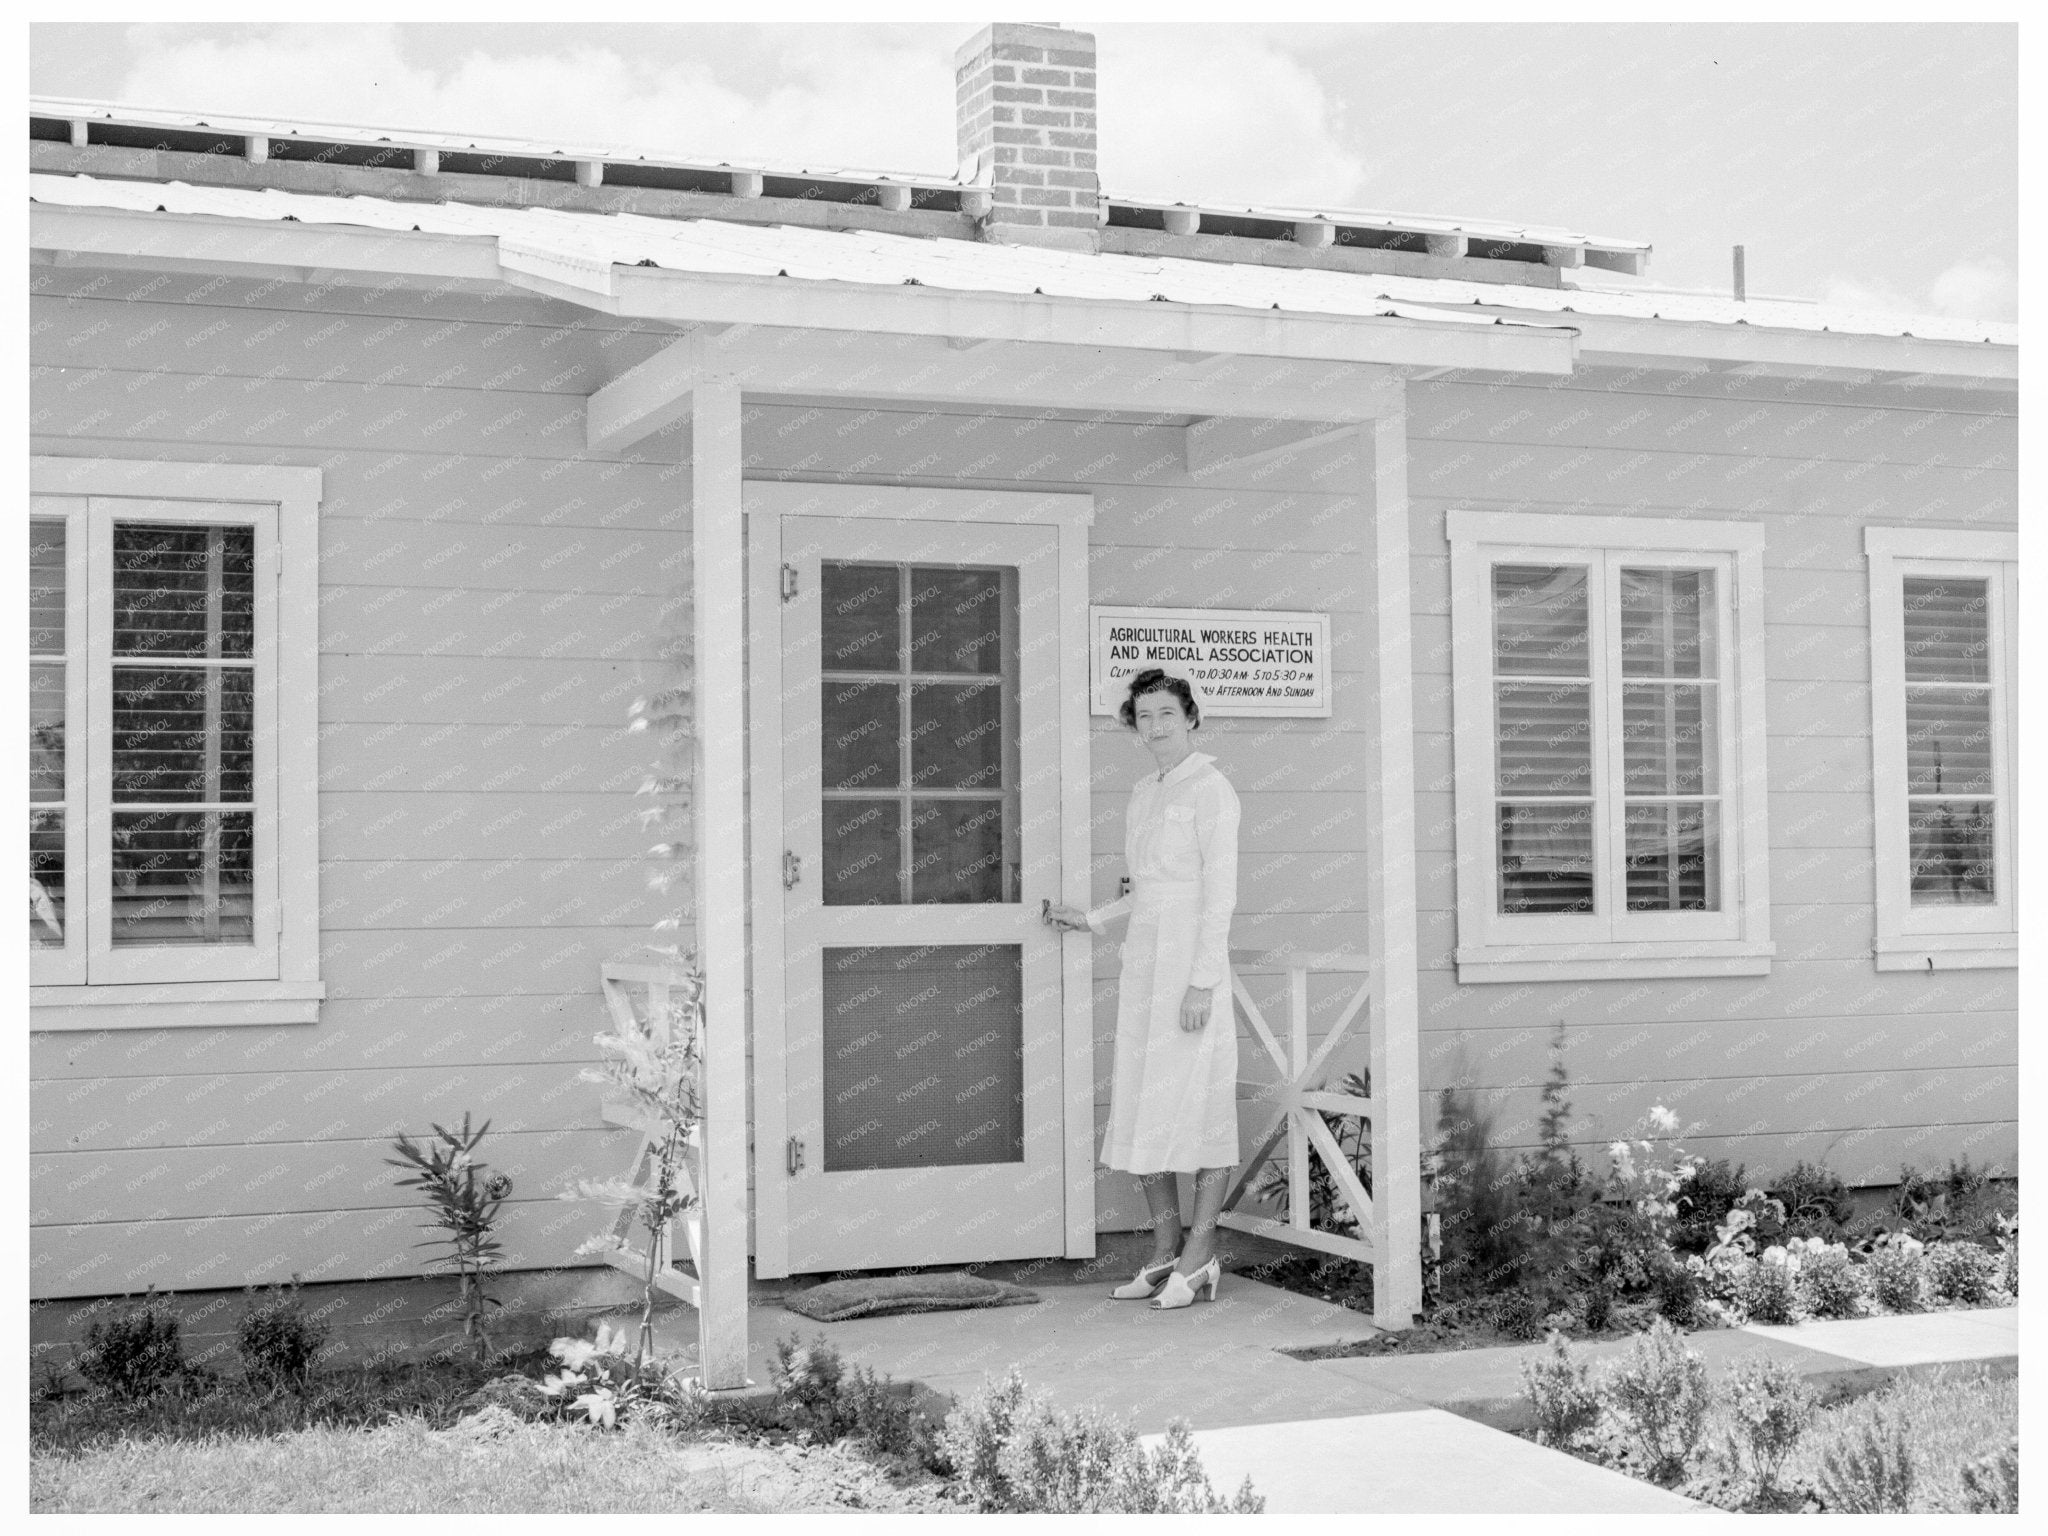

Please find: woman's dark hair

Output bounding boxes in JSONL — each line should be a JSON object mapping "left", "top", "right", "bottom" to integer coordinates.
{"left": 1117, "top": 668, "right": 1201, "bottom": 731}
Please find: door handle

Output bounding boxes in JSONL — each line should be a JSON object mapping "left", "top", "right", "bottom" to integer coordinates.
{"left": 783, "top": 850, "right": 801, "bottom": 890}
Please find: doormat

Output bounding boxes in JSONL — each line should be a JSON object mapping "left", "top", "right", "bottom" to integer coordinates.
{"left": 780, "top": 1271, "right": 1042, "bottom": 1323}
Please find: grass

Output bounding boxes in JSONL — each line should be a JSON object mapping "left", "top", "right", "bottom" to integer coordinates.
{"left": 32, "top": 1415, "right": 791, "bottom": 1513}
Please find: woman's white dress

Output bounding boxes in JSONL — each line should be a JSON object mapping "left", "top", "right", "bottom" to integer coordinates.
{"left": 1086, "top": 749, "right": 1241, "bottom": 1173}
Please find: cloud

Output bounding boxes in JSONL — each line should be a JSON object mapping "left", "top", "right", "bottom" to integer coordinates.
{"left": 1096, "top": 27, "right": 1368, "bottom": 209}
{"left": 114, "top": 24, "right": 959, "bottom": 175}
{"left": 1822, "top": 254, "right": 2016, "bottom": 325}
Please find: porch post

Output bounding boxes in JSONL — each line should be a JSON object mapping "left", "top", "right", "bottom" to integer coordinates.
{"left": 1364, "top": 403, "right": 1424, "bottom": 1328}
{"left": 691, "top": 378, "right": 750, "bottom": 1388}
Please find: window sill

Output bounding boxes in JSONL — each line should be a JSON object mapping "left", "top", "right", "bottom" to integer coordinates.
{"left": 1453, "top": 941, "right": 1775, "bottom": 984}
{"left": 1871, "top": 934, "right": 2017, "bottom": 972}
{"left": 29, "top": 980, "right": 325, "bottom": 1032}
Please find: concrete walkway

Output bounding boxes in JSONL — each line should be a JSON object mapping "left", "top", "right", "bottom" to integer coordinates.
{"left": 641, "top": 1278, "right": 2017, "bottom": 1514}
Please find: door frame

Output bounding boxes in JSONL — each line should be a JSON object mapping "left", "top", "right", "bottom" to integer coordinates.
{"left": 744, "top": 482, "right": 1095, "bottom": 1278}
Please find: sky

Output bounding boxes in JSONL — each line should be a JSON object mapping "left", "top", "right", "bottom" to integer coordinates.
{"left": 28, "top": 21, "right": 2018, "bottom": 321}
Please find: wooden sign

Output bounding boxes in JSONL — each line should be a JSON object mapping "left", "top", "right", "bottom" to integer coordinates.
{"left": 1089, "top": 605, "right": 1332, "bottom": 718}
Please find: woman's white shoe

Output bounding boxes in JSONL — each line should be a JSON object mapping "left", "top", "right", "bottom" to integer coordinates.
{"left": 1148, "top": 1257, "right": 1221, "bottom": 1310}
{"left": 1111, "top": 1254, "right": 1181, "bottom": 1300}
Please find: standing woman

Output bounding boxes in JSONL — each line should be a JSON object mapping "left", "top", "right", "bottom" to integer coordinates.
{"left": 1044, "top": 668, "right": 1242, "bottom": 1309}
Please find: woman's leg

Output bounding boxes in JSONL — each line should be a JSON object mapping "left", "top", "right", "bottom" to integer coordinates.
{"left": 1136, "top": 1171, "right": 1183, "bottom": 1265}
{"left": 1176, "top": 1165, "right": 1234, "bottom": 1270}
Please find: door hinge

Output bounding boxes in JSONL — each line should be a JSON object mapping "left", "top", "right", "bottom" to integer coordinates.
{"left": 782, "top": 849, "right": 801, "bottom": 889}
{"left": 781, "top": 563, "right": 799, "bottom": 603}
{"left": 786, "top": 1136, "right": 805, "bottom": 1177}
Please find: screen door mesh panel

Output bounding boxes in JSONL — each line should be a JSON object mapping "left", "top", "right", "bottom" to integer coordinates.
{"left": 821, "top": 943, "right": 1024, "bottom": 1171}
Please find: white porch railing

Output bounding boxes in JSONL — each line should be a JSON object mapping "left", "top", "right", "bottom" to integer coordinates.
{"left": 1216, "top": 948, "right": 1417, "bottom": 1327}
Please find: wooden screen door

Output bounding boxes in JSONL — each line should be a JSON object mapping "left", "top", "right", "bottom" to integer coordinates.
{"left": 774, "top": 513, "right": 1066, "bottom": 1273}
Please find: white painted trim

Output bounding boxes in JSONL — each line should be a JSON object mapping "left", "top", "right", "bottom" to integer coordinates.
{"left": 1864, "top": 527, "right": 2018, "bottom": 965}
{"left": 691, "top": 380, "right": 751, "bottom": 1391}
{"left": 745, "top": 481, "right": 1094, "bottom": 528}
{"left": 26, "top": 457, "right": 322, "bottom": 1020}
{"left": 1058, "top": 515, "right": 1096, "bottom": 1261}
{"left": 29, "top": 980, "right": 328, "bottom": 1032}
{"left": 1445, "top": 506, "right": 1771, "bottom": 983}
{"left": 740, "top": 481, "right": 1096, "bottom": 1271}
{"left": 745, "top": 508, "right": 791, "bottom": 1281}
{"left": 1364, "top": 409, "right": 1424, "bottom": 1329}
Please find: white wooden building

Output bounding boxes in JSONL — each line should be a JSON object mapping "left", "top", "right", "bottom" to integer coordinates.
{"left": 29, "top": 23, "right": 2016, "bottom": 1383}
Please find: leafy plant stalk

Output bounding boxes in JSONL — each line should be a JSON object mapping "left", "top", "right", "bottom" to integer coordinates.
{"left": 385, "top": 1112, "right": 512, "bottom": 1363}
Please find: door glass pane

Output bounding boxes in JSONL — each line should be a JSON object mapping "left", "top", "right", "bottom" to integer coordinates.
{"left": 822, "top": 678, "right": 900, "bottom": 792}
{"left": 1903, "top": 576, "right": 1989, "bottom": 683}
{"left": 910, "top": 679, "right": 1004, "bottom": 790}
{"left": 30, "top": 666, "right": 64, "bottom": 802}
{"left": 820, "top": 943, "right": 1023, "bottom": 1171}
{"left": 112, "top": 808, "right": 255, "bottom": 946}
{"left": 910, "top": 799, "right": 1006, "bottom": 904}
{"left": 1909, "top": 801, "right": 1994, "bottom": 906}
{"left": 1492, "top": 564, "right": 1589, "bottom": 676}
{"left": 821, "top": 798, "right": 903, "bottom": 905}
{"left": 821, "top": 561, "right": 1019, "bottom": 905}
{"left": 30, "top": 518, "right": 65, "bottom": 655}
{"left": 910, "top": 567, "right": 1004, "bottom": 674}
{"left": 822, "top": 562, "right": 901, "bottom": 672}
{"left": 1497, "top": 802, "right": 1594, "bottom": 914}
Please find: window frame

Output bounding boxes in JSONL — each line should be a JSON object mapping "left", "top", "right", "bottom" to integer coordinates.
{"left": 1447, "top": 508, "right": 1773, "bottom": 983}
{"left": 28, "top": 457, "right": 323, "bottom": 1030}
{"left": 1864, "top": 526, "right": 2017, "bottom": 971}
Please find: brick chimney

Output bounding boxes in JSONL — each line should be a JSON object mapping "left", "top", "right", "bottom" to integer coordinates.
{"left": 955, "top": 22, "right": 1099, "bottom": 252}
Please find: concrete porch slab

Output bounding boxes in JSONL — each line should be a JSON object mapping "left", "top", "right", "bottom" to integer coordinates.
{"left": 644, "top": 1272, "right": 1397, "bottom": 1435}
{"left": 1141, "top": 1409, "right": 1705, "bottom": 1513}
{"left": 1739, "top": 1305, "right": 2018, "bottom": 1367}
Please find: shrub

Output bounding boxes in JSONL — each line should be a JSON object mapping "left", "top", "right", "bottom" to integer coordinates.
{"left": 1671, "top": 1157, "right": 1747, "bottom": 1254}
{"left": 1813, "top": 1403, "right": 1915, "bottom": 1513}
{"left": 1488, "top": 1287, "right": 1548, "bottom": 1342}
{"left": 1429, "top": 1086, "right": 1537, "bottom": 1296}
{"left": 74, "top": 1290, "right": 187, "bottom": 1401}
{"left": 1651, "top": 1260, "right": 1704, "bottom": 1329}
{"left": 937, "top": 1367, "right": 1261, "bottom": 1513}
{"left": 1954, "top": 1437, "right": 2018, "bottom": 1514}
{"left": 1866, "top": 1235, "right": 1926, "bottom": 1312}
{"left": 1770, "top": 1160, "right": 1852, "bottom": 1240}
{"left": 1596, "top": 1319, "right": 1713, "bottom": 1485}
{"left": 1994, "top": 1212, "right": 2017, "bottom": 1296}
{"left": 1720, "top": 1356, "right": 1816, "bottom": 1496}
{"left": 769, "top": 1330, "right": 847, "bottom": 1434}
{"left": 1519, "top": 1330, "right": 1599, "bottom": 1448}
{"left": 1734, "top": 1249, "right": 1798, "bottom": 1325}
{"left": 235, "top": 1277, "right": 332, "bottom": 1394}
{"left": 1923, "top": 1240, "right": 1998, "bottom": 1306}
{"left": 1790, "top": 1240, "right": 1864, "bottom": 1319}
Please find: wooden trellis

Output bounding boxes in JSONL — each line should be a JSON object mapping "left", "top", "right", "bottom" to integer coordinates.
{"left": 1217, "top": 950, "right": 1379, "bottom": 1265}
{"left": 595, "top": 957, "right": 703, "bottom": 1308}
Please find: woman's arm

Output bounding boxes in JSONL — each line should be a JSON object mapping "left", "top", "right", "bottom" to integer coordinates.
{"left": 1186, "top": 776, "right": 1241, "bottom": 990}
{"left": 1084, "top": 890, "right": 1132, "bottom": 933}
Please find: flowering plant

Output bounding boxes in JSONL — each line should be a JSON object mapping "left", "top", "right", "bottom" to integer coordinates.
{"left": 1605, "top": 1105, "right": 1703, "bottom": 1244}
{"left": 385, "top": 1112, "right": 512, "bottom": 1363}
{"left": 541, "top": 1320, "right": 703, "bottom": 1430}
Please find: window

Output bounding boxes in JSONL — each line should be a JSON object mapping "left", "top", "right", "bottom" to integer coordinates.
{"left": 1865, "top": 527, "right": 2017, "bottom": 970}
{"left": 28, "top": 459, "right": 323, "bottom": 1029}
{"left": 1447, "top": 510, "right": 1771, "bottom": 982}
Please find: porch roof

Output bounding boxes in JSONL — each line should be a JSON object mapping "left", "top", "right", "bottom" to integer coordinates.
{"left": 29, "top": 170, "right": 2016, "bottom": 353}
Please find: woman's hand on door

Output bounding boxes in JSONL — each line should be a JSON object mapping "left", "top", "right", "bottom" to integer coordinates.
{"left": 1043, "top": 901, "right": 1091, "bottom": 933}
{"left": 1179, "top": 986, "right": 1212, "bottom": 1032}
